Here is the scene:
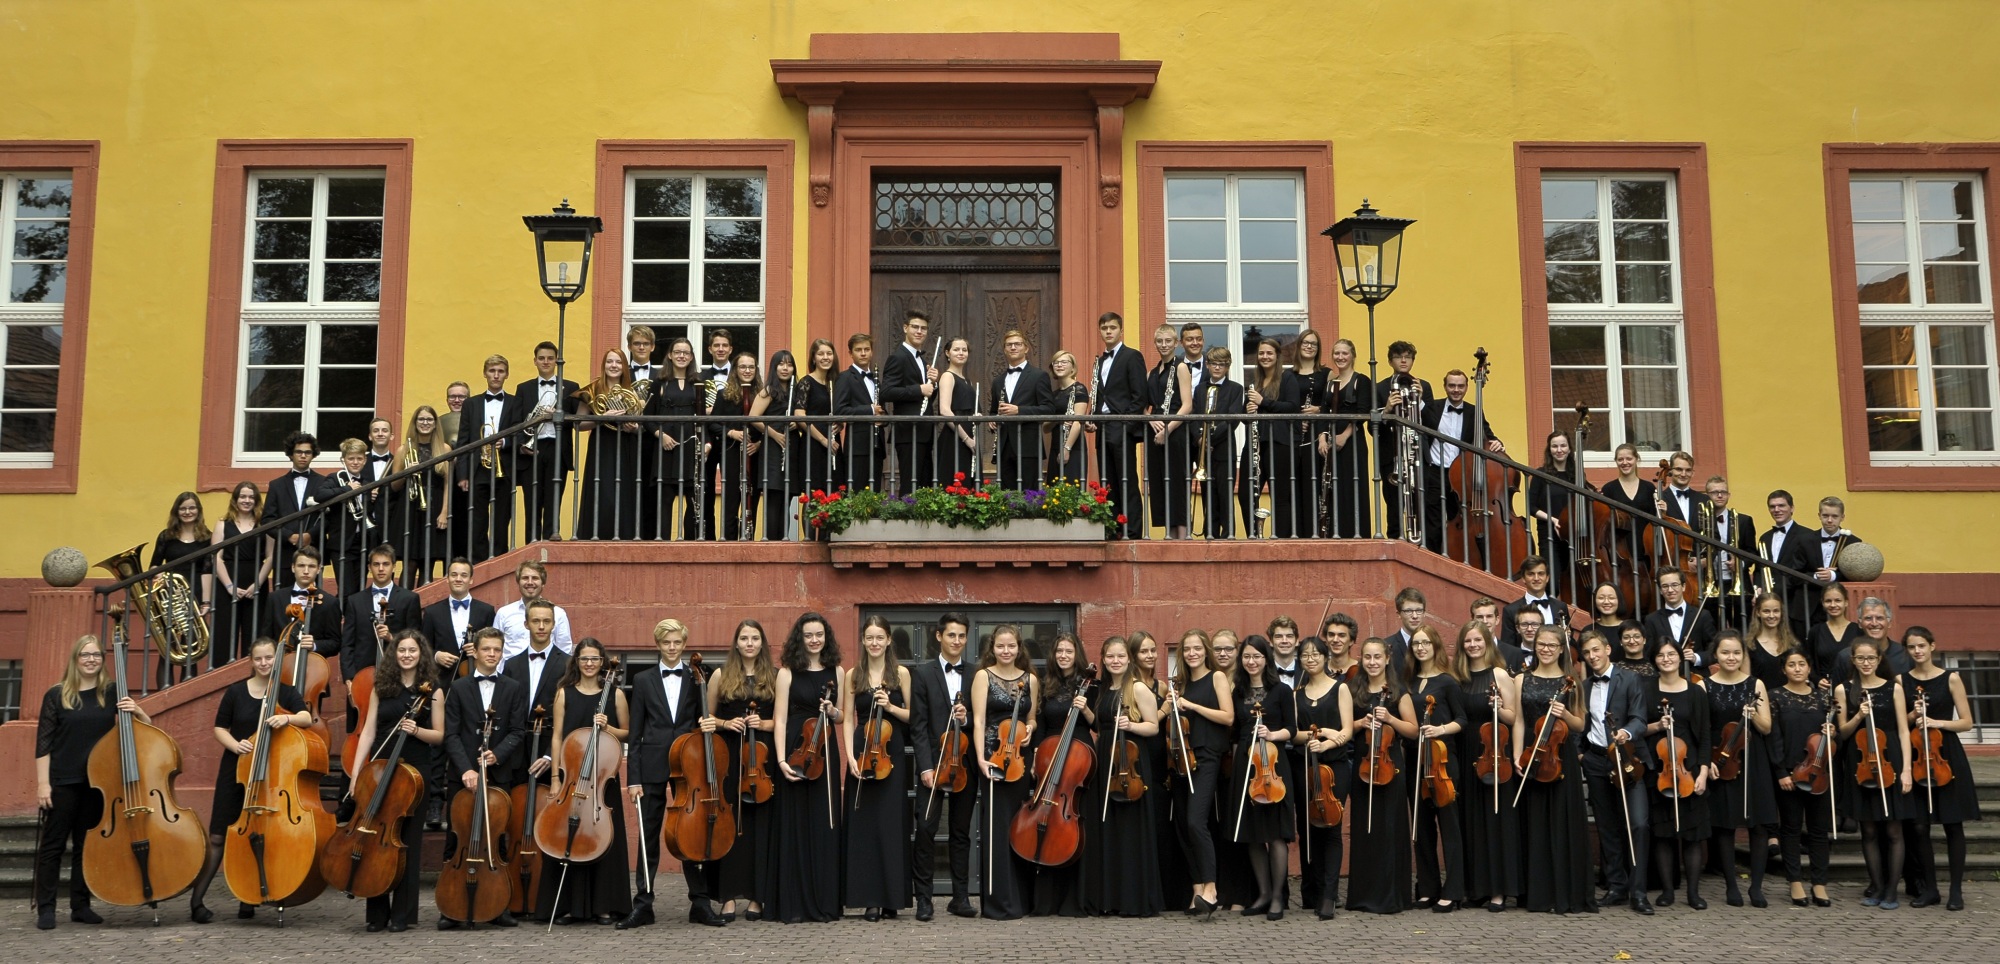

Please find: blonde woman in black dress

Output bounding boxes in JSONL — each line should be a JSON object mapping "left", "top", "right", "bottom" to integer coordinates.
{"left": 841, "top": 615, "right": 912, "bottom": 921}
{"left": 1900, "top": 628, "right": 1981, "bottom": 911}
{"left": 32, "top": 635, "right": 141, "bottom": 930}
{"left": 971, "top": 624, "right": 1039, "bottom": 921}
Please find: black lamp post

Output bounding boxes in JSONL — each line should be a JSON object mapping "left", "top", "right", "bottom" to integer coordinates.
{"left": 1322, "top": 199, "right": 1414, "bottom": 538}
{"left": 523, "top": 199, "right": 603, "bottom": 525}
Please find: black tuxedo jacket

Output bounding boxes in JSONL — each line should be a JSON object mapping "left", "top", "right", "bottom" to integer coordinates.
{"left": 832, "top": 365, "right": 878, "bottom": 417}
{"left": 443, "top": 672, "right": 528, "bottom": 786}
{"left": 1761, "top": 521, "right": 1821, "bottom": 623}
{"left": 1382, "top": 629, "right": 1414, "bottom": 673}
{"left": 1500, "top": 595, "right": 1561, "bottom": 648}
{"left": 988, "top": 364, "right": 1057, "bottom": 464}
{"left": 1093, "top": 344, "right": 1150, "bottom": 416}
{"left": 1656, "top": 486, "right": 1712, "bottom": 526}
{"left": 1419, "top": 398, "right": 1499, "bottom": 453}
{"left": 501, "top": 646, "right": 570, "bottom": 764}
{"left": 455, "top": 390, "right": 530, "bottom": 484}
{"left": 1641, "top": 604, "right": 1721, "bottom": 662}
{"left": 264, "top": 587, "right": 343, "bottom": 656}
{"left": 1197, "top": 380, "right": 1246, "bottom": 464}
{"left": 420, "top": 596, "right": 496, "bottom": 660}
{"left": 1584, "top": 665, "right": 1655, "bottom": 766}
{"left": 339, "top": 584, "right": 422, "bottom": 680}
{"left": 907, "top": 656, "right": 976, "bottom": 776}
{"left": 626, "top": 662, "right": 706, "bottom": 786}
{"left": 1710, "top": 508, "right": 1759, "bottom": 556}
{"left": 513, "top": 376, "right": 583, "bottom": 472}
{"left": 261, "top": 468, "right": 325, "bottom": 555}
{"left": 1375, "top": 374, "right": 1435, "bottom": 469}
{"left": 879, "top": 342, "right": 933, "bottom": 416}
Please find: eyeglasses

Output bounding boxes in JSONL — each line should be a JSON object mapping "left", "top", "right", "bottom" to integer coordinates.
{"left": 1400, "top": 608, "right": 1425, "bottom": 616}
{"left": 577, "top": 657, "right": 604, "bottom": 664}
{"left": 78, "top": 652, "right": 104, "bottom": 660}
{"left": 1853, "top": 655, "right": 1880, "bottom": 663}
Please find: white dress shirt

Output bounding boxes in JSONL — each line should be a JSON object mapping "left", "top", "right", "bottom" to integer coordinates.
{"left": 659, "top": 662, "right": 687, "bottom": 722}
{"left": 941, "top": 656, "right": 963, "bottom": 703}
{"left": 495, "top": 599, "right": 572, "bottom": 660}
{"left": 1429, "top": 404, "right": 1466, "bottom": 466}
{"left": 1586, "top": 667, "right": 1613, "bottom": 747}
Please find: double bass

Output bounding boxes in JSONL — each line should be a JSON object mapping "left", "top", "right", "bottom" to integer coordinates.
{"left": 507, "top": 706, "right": 552, "bottom": 916}
{"left": 435, "top": 710, "right": 513, "bottom": 927}
{"left": 320, "top": 681, "right": 435, "bottom": 900}
{"left": 1565, "top": 404, "right": 1636, "bottom": 591}
{"left": 1444, "top": 348, "right": 1531, "bottom": 575}
{"left": 223, "top": 642, "right": 337, "bottom": 919}
{"left": 277, "top": 590, "right": 332, "bottom": 751}
{"left": 83, "top": 614, "right": 205, "bottom": 917}
{"left": 1011, "top": 666, "right": 1097, "bottom": 867}
{"left": 661, "top": 654, "right": 734, "bottom": 863}
{"left": 538, "top": 658, "right": 631, "bottom": 909}
{"left": 341, "top": 596, "right": 387, "bottom": 779}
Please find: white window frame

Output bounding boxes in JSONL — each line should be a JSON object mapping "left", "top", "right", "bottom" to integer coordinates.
{"left": 1165, "top": 172, "right": 1309, "bottom": 389}
{"left": 234, "top": 171, "right": 385, "bottom": 465}
{"left": 622, "top": 171, "right": 767, "bottom": 354}
{"left": 1853, "top": 174, "right": 2000, "bottom": 464}
{"left": 0, "top": 172, "right": 69, "bottom": 466}
{"left": 1542, "top": 174, "right": 1691, "bottom": 465}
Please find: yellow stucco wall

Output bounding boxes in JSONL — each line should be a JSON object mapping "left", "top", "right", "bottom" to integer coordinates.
{"left": 3, "top": 1, "right": 1998, "bottom": 576}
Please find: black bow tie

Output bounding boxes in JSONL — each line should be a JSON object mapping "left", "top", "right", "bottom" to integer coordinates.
{"left": 485, "top": 392, "right": 503, "bottom": 400}
{"left": 944, "top": 663, "right": 963, "bottom": 675}
{"left": 539, "top": 379, "right": 555, "bottom": 386}
{"left": 1591, "top": 674, "right": 1612, "bottom": 685}
{"left": 1448, "top": 404, "right": 1464, "bottom": 413}
{"left": 475, "top": 674, "right": 497, "bottom": 683}
{"left": 1527, "top": 597, "right": 1547, "bottom": 607}
{"left": 527, "top": 651, "right": 547, "bottom": 661}
{"left": 291, "top": 469, "right": 312, "bottom": 477}
{"left": 1822, "top": 535, "right": 1839, "bottom": 543}
{"left": 369, "top": 453, "right": 391, "bottom": 462}
{"left": 1007, "top": 366, "right": 1025, "bottom": 374}
{"left": 661, "top": 666, "right": 685, "bottom": 678}
{"left": 1668, "top": 607, "right": 1684, "bottom": 618}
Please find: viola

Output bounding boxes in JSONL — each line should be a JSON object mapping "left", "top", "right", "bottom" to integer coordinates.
{"left": 738, "top": 699, "right": 775, "bottom": 805}
{"left": 435, "top": 710, "right": 514, "bottom": 926}
{"left": 341, "top": 596, "right": 388, "bottom": 779}
{"left": 277, "top": 593, "right": 332, "bottom": 750}
{"left": 1790, "top": 691, "right": 1836, "bottom": 795}
{"left": 223, "top": 651, "right": 336, "bottom": 914}
{"left": 854, "top": 684, "right": 895, "bottom": 781}
{"left": 1443, "top": 348, "right": 1532, "bottom": 576}
{"left": 1302, "top": 726, "right": 1345, "bottom": 829}
{"left": 1517, "top": 675, "right": 1575, "bottom": 785}
{"left": 1162, "top": 673, "right": 1197, "bottom": 779}
{"left": 1474, "top": 682, "right": 1513, "bottom": 787}
{"left": 987, "top": 678, "right": 1031, "bottom": 783}
{"left": 1245, "top": 701, "right": 1287, "bottom": 806}
{"left": 82, "top": 615, "right": 205, "bottom": 913}
{"left": 1654, "top": 698, "right": 1696, "bottom": 799}
{"left": 1419, "top": 694, "right": 1456, "bottom": 809}
{"left": 507, "top": 707, "right": 552, "bottom": 916}
{"left": 1853, "top": 688, "right": 1896, "bottom": 791}
{"left": 538, "top": 658, "right": 629, "bottom": 867}
{"left": 1909, "top": 687, "right": 1953, "bottom": 790}
{"left": 787, "top": 680, "right": 837, "bottom": 782}
{"left": 321, "top": 681, "right": 435, "bottom": 900}
{"left": 1358, "top": 689, "right": 1400, "bottom": 833}
{"left": 1101, "top": 686, "right": 1145, "bottom": 806}
{"left": 661, "top": 654, "right": 734, "bottom": 864}
{"left": 931, "top": 691, "right": 972, "bottom": 794}
{"left": 1010, "top": 666, "right": 1097, "bottom": 867}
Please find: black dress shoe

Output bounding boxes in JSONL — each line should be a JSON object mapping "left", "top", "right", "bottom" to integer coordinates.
{"left": 1317, "top": 898, "right": 1337, "bottom": 920}
{"left": 1656, "top": 889, "right": 1673, "bottom": 907}
{"left": 864, "top": 908, "right": 881, "bottom": 922}
{"left": 1266, "top": 907, "right": 1285, "bottom": 921}
{"left": 1595, "top": 892, "right": 1628, "bottom": 908}
{"left": 1910, "top": 893, "right": 1940, "bottom": 909}
{"left": 1947, "top": 892, "right": 1965, "bottom": 911}
{"left": 554, "top": 914, "right": 578, "bottom": 926}
{"left": 191, "top": 903, "right": 215, "bottom": 925}
{"left": 1630, "top": 897, "right": 1655, "bottom": 916}
{"left": 745, "top": 908, "right": 763, "bottom": 921}
{"left": 1750, "top": 890, "right": 1768, "bottom": 909}
{"left": 946, "top": 898, "right": 977, "bottom": 918}
{"left": 1686, "top": 895, "right": 1708, "bottom": 911}
{"left": 36, "top": 908, "right": 55, "bottom": 930}
{"left": 1487, "top": 901, "right": 1507, "bottom": 913}
{"left": 615, "top": 908, "right": 654, "bottom": 929}
{"left": 70, "top": 905, "right": 103, "bottom": 924}
{"left": 914, "top": 902, "right": 934, "bottom": 922}
{"left": 881, "top": 908, "right": 898, "bottom": 919}
{"left": 238, "top": 903, "right": 257, "bottom": 920}
{"left": 492, "top": 911, "right": 518, "bottom": 927}
{"left": 688, "top": 903, "right": 726, "bottom": 927}
{"left": 388, "top": 921, "right": 407, "bottom": 932}
{"left": 1432, "top": 901, "right": 1456, "bottom": 914}
{"left": 436, "top": 918, "right": 461, "bottom": 930}
{"left": 366, "top": 922, "right": 386, "bottom": 933}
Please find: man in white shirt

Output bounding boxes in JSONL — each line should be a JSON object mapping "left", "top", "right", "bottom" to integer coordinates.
{"left": 494, "top": 560, "right": 572, "bottom": 659}
{"left": 1267, "top": 615, "right": 1302, "bottom": 689}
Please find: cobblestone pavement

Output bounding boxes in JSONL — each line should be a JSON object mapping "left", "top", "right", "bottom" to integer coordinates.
{"left": 6, "top": 878, "right": 1996, "bottom": 962}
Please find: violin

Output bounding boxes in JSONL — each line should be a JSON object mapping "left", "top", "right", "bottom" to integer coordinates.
{"left": 1443, "top": 348, "right": 1531, "bottom": 576}
{"left": 1357, "top": 689, "right": 1399, "bottom": 787}
{"left": 277, "top": 592, "right": 332, "bottom": 750}
{"left": 1910, "top": 686, "right": 1953, "bottom": 791}
{"left": 1852, "top": 686, "right": 1896, "bottom": 791}
{"left": 1651, "top": 458, "right": 1700, "bottom": 570}
{"left": 341, "top": 596, "right": 387, "bottom": 779}
{"left": 738, "top": 699, "right": 775, "bottom": 804}
{"left": 854, "top": 684, "right": 895, "bottom": 781}
{"left": 83, "top": 615, "right": 205, "bottom": 913}
{"left": 1162, "top": 672, "right": 1196, "bottom": 779}
{"left": 932, "top": 691, "right": 972, "bottom": 794}
{"left": 1010, "top": 666, "right": 1097, "bottom": 867}
{"left": 1245, "top": 701, "right": 1287, "bottom": 806}
{"left": 1474, "top": 682, "right": 1513, "bottom": 787}
{"left": 1101, "top": 685, "right": 1147, "bottom": 806}
{"left": 1789, "top": 690, "right": 1836, "bottom": 795}
{"left": 1655, "top": 698, "right": 1696, "bottom": 799}
{"left": 1712, "top": 691, "right": 1756, "bottom": 782}
{"left": 1419, "top": 694, "right": 1456, "bottom": 809}
{"left": 1516, "top": 675, "right": 1575, "bottom": 784}
{"left": 321, "top": 681, "right": 435, "bottom": 900}
{"left": 787, "top": 680, "right": 837, "bottom": 782}
{"left": 538, "top": 658, "right": 628, "bottom": 867}
{"left": 223, "top": 647, "right": 336, "bottom": 914}
{"left": 1302, "top": 725, "right": 1345, "bottom": 829}
{"left": 507, "top": 706, "right": 551, "bottom": 916}
{"left": 661, "top": 654, "right": 735, "bottom": 863}
{"left": 987, "top": 677, "right": 1031, "bottom": 783}
{"left": 436, "top": 710, "right": 514, "bottom": 926}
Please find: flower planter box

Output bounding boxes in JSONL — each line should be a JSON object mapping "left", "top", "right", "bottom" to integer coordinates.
{"left": 829, "top": 518, "right": 1105, "bottom": 543}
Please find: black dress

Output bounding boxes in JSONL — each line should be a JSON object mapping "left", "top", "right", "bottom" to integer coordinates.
{"left": 714, "top": 685, "right": 778, "bottom": 907}
{"left": 209, "top": 679, "right": 306, "bottom": 834}
{"left": 1222, "top": 683, "right": 1295, "bottom": 845}
{"left": 1141, "top": 680, "right": 1190, "bottom": 910}
{"left": 1297, "top": 367, "right": 1330, "bottom": 535}
{"left": 642, "top": 375, "right": 706, "bottom": 540}
{"left": 577, "top": 398, "right": 645, "bottom": 540}
{"left": 1293, "top": 680, "right": 1350, "bottom": 909}
{"left": 1085, "top": 683, "right": 1161, "bottom": 917}
{"left": 716, "top": 391, "right": 762, "bottom": 541}
{"left": 363, "top": 682, "right": 440, "bottom": 928}
{"left": 1456, "top": 667, "right": 1522, "bottom": 905}
{"left": 1050, "top": 382, "right": 1089, "bottom": 482}
{"left": 843, "top": 678, "right": 912, "bottom": 912}
{"left": 980, "top": 671, "right": 1035, "bottom": 920}
{"left": 212, "top": 517, "right": 270, "bottom": 663}
{"left": 1649, "top": 685, "right": 1712, "bottom": 840}
{"left": 772, "top": 666, "right": 841, "bottom": 922}
{"left": 1704, "top": 675, "right": 1779, "bottom": 829}
{"left": 792, "top": 375, "right": 839, "bottom": 497}
{"left": 1903, "top": 671, "right": 1982, "bottom": 825}
{"left": 1345, "top": 687, "right": 1410, "bottom": 914}
{"left": 1846, "top": 679, "right": 1918, "bottom": 822}
{"left": 1030, "top": 676, "right": 1090, "bottom": 917}
{"left": 393, "top": 445, "right": 448, "bottom": 585}
{"left": 1329, "top": 372, "right": 1371, "bottom": 538}
{"left": 1408, "top": 674, "right": 1466, "bottom": 903}
{"left": 758, "top": 385, "right": 798, "bottom": 541}
{"left": 151, "top": 532, "right": 212, "bottom": 682}
{"left": 1807, "top": 621, "right": 1863, "bottom": 685}
{"left": 1746, "top": 639, "right": 1794, "bottom": 692}
{"left": 1525, "top": 469, "right": 1574, "bottom": 592}
{"left": 1516, "top": 673, "right": 1594, "bottom": 913}
{"left": 536, "top": 684, "right": 631, "bottom": 921}
{"left": 934, "top": 372, "right": 979, "bottom": 485}
{"left": 1599, "top": 478, "right": 1657, "bottom": 581}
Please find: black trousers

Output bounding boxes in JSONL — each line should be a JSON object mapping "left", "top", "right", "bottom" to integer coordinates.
{"left": 887, "top": 422, "right": 936, "bottom": 494}
{"left": 1174, "top": 748, "right": 1222, "bottom": 883}
{"left": 468, "top": 479, "right": 515, "bottom": 561}
{"left": 1582, "top": 751, "right": 1650, "bottom": 898}
{"left": 364, "top": 808, "right": 425, "bottom": 927}
{"left": 35, "top": 783, "right": 103, "bottom": 911}
{"left": 1420, "top": 463, "right": 1460, "bottom": 554}
{"left": 635, "top": 782, "right": 713, "bottom": 909}
{"left": 911, "top": 783, "right": 976, "bottom": 903}
{"left": 1777, "top": 787, "right": 1832, "bottom": 886}
{"left": 517, "top": 443, "right": 567, "bottom": 542}
{"left": 1096, "top": 423, "right": 1143, "bottom": 538}
{"left": 1413, "top": 798, "right": 1466, "bottom": 902}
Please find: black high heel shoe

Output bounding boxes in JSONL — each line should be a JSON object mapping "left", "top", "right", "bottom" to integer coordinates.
{"left": 191, "top": 903, "right": 215, "bottom": 925}
{"left": 1317, "top": 898, "right": 1337, "bottom": 921}
{"left": 1192, "top": 895, "right": 1217, "bottom": 920}
{"left": 1811, "top": 886, "right": 1831, "bottom": 908}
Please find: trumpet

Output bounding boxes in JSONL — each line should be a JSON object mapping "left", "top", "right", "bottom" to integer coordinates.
{"left": 480, "top": 441, "right": 505, "bottom": 479}
{"left": 337, "top": 468, "right": 378, "bottom": 530}
{"left": 96, "top": 545, "right": 210, "bottom": 667}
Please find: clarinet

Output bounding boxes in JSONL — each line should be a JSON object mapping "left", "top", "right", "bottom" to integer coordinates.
{"left": 1247, "top": 378, "right": 1263, "bottom": 537}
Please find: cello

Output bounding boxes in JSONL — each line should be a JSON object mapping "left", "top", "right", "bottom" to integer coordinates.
{"left": 341, "top": 596, "right": 387, "bottom": 779}
{"left": 1444, "top": 348, "right": 1531, "bottom": 575}
{"left": 83, "top": 612, "right": 205, "bottom": 917}
{"left": 538, "top": 658, "right": 631, "bottom": 918}
{"left": 1011, "top": 665, "right": 1097, "bottom": 867}
{"left": 223, "top": 639, "right": 337, "bottom": 921}
{"left": 507, "top": 706, "right": 551, "bottom": 916}
{"left": 277, "top": 591, "right": 332, "bottom": 751}
{"left": 435, "top": 710, "right": 514, "bottom": 927}
{"left": 660, "top": 654, "right": 735, "bottom": 864}
{"left": 320, "top": 681, "right": 434, "bottom": 900}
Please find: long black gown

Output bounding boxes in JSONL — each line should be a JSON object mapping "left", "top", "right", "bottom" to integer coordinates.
{"left": 717, "top": 391, "right": 762, "bottom": 541}
{"left": 934, "top": 372, "right": 979, "bottom": 485}
{"left": 1030, "top": 678, "right": 1090, "bottom": 917}
{"left": 1085, "top": 683, "right": 1162, "bottom": 917}
{"left": 714, "top": 686, "right": 777, "bottom": 909}
{"left": 772, "top": 667, "right": 841, "bottom": 922}
{"left": 1846, "top": 680, "right": 1918, "bottom": 822}
{"left": 1142, "top": 680, "right": 1191, "bottom": 910}
{"left": 1516, "top": 673, "right": 1594, "bottom": 913}
{"left": 1294, "top": 680, "right": 1350, "bottom": 910}
{"left": 1705, "top": 675, "right": 1780, "bottom": 832}
{"left": 980, "top": 671, "right": 1035, "bottom": 920}
{"left": 1456, "top": 667, "right": 1522, "bottom": 906}
{"left": 1145, "top": 359, "right": 1190, "bottom": 532}
{"left": 537, "top": 684, "right": 631, "bottom": 921}
{"left": 1222, "top": 683, "right": 1296, "bottom": 846}
{"left": 1329, "top": 371, "right": 1371, "bottom": 538}
{"left": 844, "top": 681, "right": 911, "bottom": 912}
{"left": 1649, "top": 685, "right": 1712, "bottom": 841}
{"left": 1345, "top": 688, "right": 1410, "bottom": 914}
{"left": 576, "top": 403, "right": 644, "bottom": 540}
{"left": 642, "top": 375, "right": 705, "bottom": 540}
{"left": 364, "top": 683, "right": 438, "bottom": 928}
{"left": 792, "top": 375, "right": 839, "bottom": 497}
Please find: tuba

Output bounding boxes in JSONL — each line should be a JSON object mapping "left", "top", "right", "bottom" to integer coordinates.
{"left": 96, "top": 545, "right": 210, "bottom": 667}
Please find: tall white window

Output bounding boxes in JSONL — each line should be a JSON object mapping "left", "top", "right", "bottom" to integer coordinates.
{"left": 1542, "top": 175, "right": 1690, "bottom": 460}
{"left": 1165, "top": 173, "right": 1307, "bottom": 381}
{"left": 624, "top": 173, "right": 766, "bottom": 371}
{"left": 1852, "top": 175, "right": 1998, "bottom": 461}
{"left": 237, "top": 173, "right": 385, "bottom": 459}
{"left": 0, "top": 174, "right": 68, "bottom": 463}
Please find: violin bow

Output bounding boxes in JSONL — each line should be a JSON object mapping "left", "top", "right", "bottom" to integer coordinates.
{"left": 1865, "top": 690, "right": 1889, "bottom": 815}
{"left": 1410, "top": 695, "right": 1428, "bottom": 842}
{"left": 1663, "top": 699, "right": 1682, "bottom": 834}
{"left": 1232, "top": 702, "right": 1262, "bottom": 844}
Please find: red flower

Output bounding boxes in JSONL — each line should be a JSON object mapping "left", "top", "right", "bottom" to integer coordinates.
{"left": 1095, "top": 493, "right": 1107, "bottom": 504}
{"left": 954, "top": 472, "right": 966, "bottom": 482}
{"left": 975, "top": 491, "right": 989, "bottom": 500}
{"left": 1116, "top": 514, "right": 1128, "bottom": 525}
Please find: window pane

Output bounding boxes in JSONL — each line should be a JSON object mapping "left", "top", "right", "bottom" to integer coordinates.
{"left": 240, "top": 411, "right": 300, "bottom": 454}
{"left": 3, "top": 325, "right": 59, "bottom": 365}
{"left": 1920, "top": 223, "right": 1978, "bottom": 262}
{"left": 11, "top": 221, "right": 67, "bottom": 261}
{"left": 14, "top": 178, "right": 72, "bottom": 217}
{"left": 1925, "top": 264, "right": 1983, "bottom": 304}
{"left": 704, "top": 219, "right": 762, "bottom": 261}
{"left": 243, "top": 368, "right": 304, "bottom": 407}
{"left": 1613, "top": 222, "right": 1669, "bottom": 262}
{"left": 250, "top": 263, "right": 309, "bottom": 303}
{"left": 320, "top": 324, "right": 378, "bottom": 365}
{"left": 1166, "top": 178, "right": 1226, "bottom": 218}
{"left": 246, "top": 325, "right": 307, "bottom": 365}
{"left": 253, "top": 221, "right": 311, "bottom": 260}
{"left": 1861, "top": 325, "right": 1916, "bottom": 365}
{"left": 632, "top": 220, "right": 690, "bottom": 261}
{"left": 1937, "top": 410, "right": 1996, "bottom": 451}
{"left": 1916, "top": 180, "right": 1977, "bottom": 222}
{"left": 702, "top": 262, "right": 761, "bottom": 303}
{"left": 255, "top": 178, "right": 314, "bottom": 218}
{"left": 1238, "top": 220, "right": 1297, "bottom": 261}
{"left": 326, "top": 178, "right": 385, "bottom": 218}
{"left": 322, "top": 263, "right": 380, "bottom": 302}
{"left": 1615, "top": 264, "right": 1674, "bottom": 303}
{"left": 8, "top": 263, "right": 64, "bottom": 303}
{"left": 1929, "top": 325, "right": 1988, "bottom": 365}
{"left": 1549, "top": 324, "right": 1605, "bottom": 366}
{"left": 631, "top": 263, "right": 690, "bottom": 302}
{"left": 315, "top": 410, "right": 372, "bottom": 447}
{"left": 1236, "top": 179, "right": 1297, "bottom": 219}
{"left": 1867, "top": 412, "right": 1922, "bottom": 451}
{"left": 1857, "top": 263, "right": 1912, "bottom": 303}
{"left": 1933, "top": 367, "right": 1991, "bottom": 409}
{"left": 1168, "top": 220, "right": 1226, "bottom": 261}
{"left": 324, "top": 220, "right": 383, "bottom": 260}
{"left": 1610, "top": 181, "right": 1668, "bottom": 221}
{"left": 1623, "top": 411, "right": 1682, "bottom": 452}
{"left": 0, "top": 411, "right": 56, "bottom": 453}
{"left": 1544, "top": 264, "right": 1601, "bottom": 304}
{"left": 0, "top": 369, "right": 56, "bottom": 409}
{"left": 705, "top": 178, "right": 763, "bottom": 218}
{"left": 317, "top": 367, "right": 375, "bottom": 408}
{"left": 1623, "top": 369, "right": 1680, "bottom": 409}
{"left": 1620, "top": 325, "right": 1680, "bottom": 365}
{"left": 1541, "top": 180, "right": 1597, "bottom": 220}
{"left": 1543, "top": 223, "right": 1598, "bottom": 262}
{"left": 1555, "top": 407, "right": 1612, "bottom": 451}
{"left": 1551, "top": 369, "right": 1609, "bottom": 411}
{"left": 1849, "top": 181, "right": 1904, "bottom": 221}
{"left": 635, "top": 178, "right": 692, "bottom": 218}
{"left": 1863, "top": 367, "right": 1919, "bottom": 409}
{"left": 1240, "top": 262, "right": 1299, "bottom": 304}
{"left": 1851, "top": 223, "right": 1908, "bottom": 263}
{"left": 1168, "top": 262, "right": 1227, "bottom": 303}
